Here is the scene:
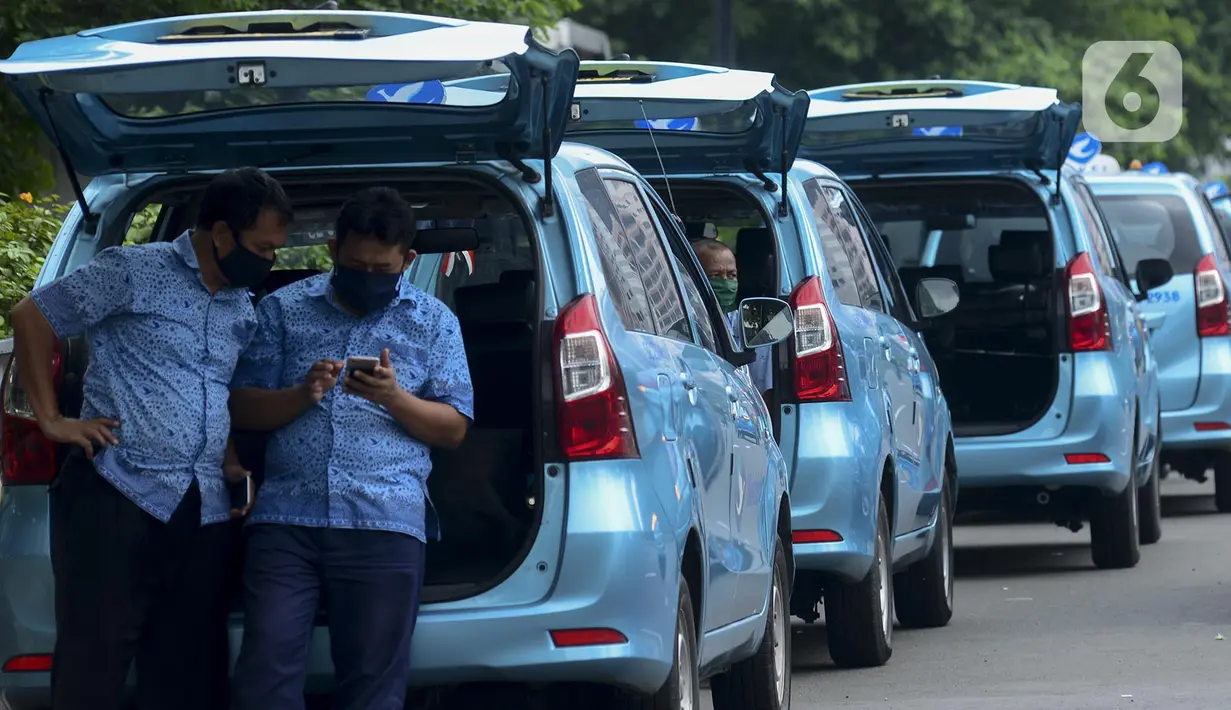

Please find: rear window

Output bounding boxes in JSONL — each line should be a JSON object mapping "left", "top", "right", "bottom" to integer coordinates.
{"left": 99, "top": 63, "right": 510, "bottom": 119}
{"left": 1096, "top": 195, "right": 1204, "bottom": 275}
{"left": 854, "top": 181, "right": 1051, "bottom": 283}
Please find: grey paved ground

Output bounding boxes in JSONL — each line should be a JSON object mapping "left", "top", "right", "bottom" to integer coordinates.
{"left": 704, "top": 478, "right": 1231, "bottom": 710}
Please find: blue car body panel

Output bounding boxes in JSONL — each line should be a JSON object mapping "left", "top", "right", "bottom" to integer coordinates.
{"left": 0, "top": 16, "right": 792, "bottom": 707}
{"left": 566, "top": 61, "right": 952, "bottom": 587}
{"left": 802, "top": 80, "right": 1155, "bottom": 499}
{"left": 1088, "top": 174, "right": 1231, "bottom": 456}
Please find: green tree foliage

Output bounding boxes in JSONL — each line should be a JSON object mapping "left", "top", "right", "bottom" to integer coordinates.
{"left": 575, "top": 0, "right": 1231, "bottom": 169}
{"left": 0, "top": 0, "right": 577, "bottom": 196}
{"left": 0, "top": 194, "right": 66, "bottom": 337}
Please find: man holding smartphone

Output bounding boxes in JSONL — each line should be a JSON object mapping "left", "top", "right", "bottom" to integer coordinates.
{"left": 8, "top": 167, "right": 292, "bottom": 710}
{"left": 228, "top": 187, "right": 473, "bottom": 709}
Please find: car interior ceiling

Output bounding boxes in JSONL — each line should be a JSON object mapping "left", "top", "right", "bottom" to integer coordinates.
{"left": 120, "top": 177, "right": 544, "bottom": 600}
{"left": 855, "top": 180, "right": 1060, "bottom": 433}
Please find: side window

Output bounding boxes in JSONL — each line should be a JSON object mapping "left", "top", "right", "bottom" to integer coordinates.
{"left": 577, "top": 169, "right": 656, "bottom": 334}
{"left": 673, "top": 252, "right": 719, "bottom": 353}
{"left": 123, "top": 203, "right": 164, "bottom": 246}
{"left": 1072, "top": 184, "right": 1121, "bottom": 280}
{"left": 642, "top": 191, "right": 722, "bottom": 354}
{"left": 1195, "top": 195, "right": 1231, "bottom": 263}
{"left": 857, "top": 203, "right": 918, "bottom": 324}
{"left": 602, "top": 179, "right": 693, "bottom": 343}
{"left": 803, "top": 179, "right": 885, "bottom": 311}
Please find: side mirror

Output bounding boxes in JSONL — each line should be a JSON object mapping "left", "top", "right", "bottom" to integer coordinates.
{"left": 915, "top": 277, "right": 961, "bottom": 319}
{"left": 739, "top": 297, "right": 795, "bottom": 349}
{"left": 1135, "top": 258, "right": 1174, "bottom": 298}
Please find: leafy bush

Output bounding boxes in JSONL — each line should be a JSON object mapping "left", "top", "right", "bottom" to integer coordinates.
{"left": 0, "top": 193, "right": 68, "bottom": 337}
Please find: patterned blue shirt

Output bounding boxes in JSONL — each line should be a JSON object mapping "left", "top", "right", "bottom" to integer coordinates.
{"left": 232, "top": 272, "right": 474, "bottom": 542}
{"left": 726, "top": 310, "right": 774, "bottom": 395}
{"left": 31, "top": 232, "right": 257, "bottom": 525}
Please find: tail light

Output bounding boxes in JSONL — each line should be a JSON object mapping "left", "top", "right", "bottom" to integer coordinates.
{"left": 1065, "top": 252, "right": 1112, "bottom": 352}
{"left": 788, "top": 276, "right": 850, "bottom": 402}
{"left": 554, "top": 294, "right": 639, "bottom": 460}
{"left": 1, "top": 348, "right": 62, "bottom": 486}
{"left": 1195, "top": 253, "right": 1229, "bottom": 337}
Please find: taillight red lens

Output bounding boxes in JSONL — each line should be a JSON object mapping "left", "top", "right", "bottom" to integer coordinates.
{"left": 788, "top": 276, "right": 851, "bottom": 403}
{"left": 1195, "top": 253, "right": 1229, "bottom": 338}
{"left": 1065, "top": 252, "right": 1112, "bottom": 352}
{"left": 554, "top": 294, "right": 639, "bottom": 460}
{"left": 1, "top": 349, "right": 61, "bottom": 486}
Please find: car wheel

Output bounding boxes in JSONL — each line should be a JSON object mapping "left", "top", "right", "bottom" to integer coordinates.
{"left": 1212, "top": 451, "right": 1231, "bottom": 513}
{"left": 711, "top": 536, "right": 792, "bottom": 710}
{"left": 824, "top": 493, "right": 892, "bottom": 668}
{"left": 612, "top": 577, "right": 701, "bottom": 710}
{"left": 1089, "top": 435, "right": 1142, "bottom": 570}
{"left": 1138, "top": 431, "right": 1163, "bottom": 545}
{"left": 892, "top": 477, "right": 954, "bottom": 629}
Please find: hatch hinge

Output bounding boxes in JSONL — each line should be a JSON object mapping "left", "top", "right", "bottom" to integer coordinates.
{"left": 454, "top": 149, "right": 479, "bottom": 165}
{"left": 745, "top": 159, "right": 779, "bottom": 195}
{"left": 36, "top": 89, "right": 97, "bottom": 234}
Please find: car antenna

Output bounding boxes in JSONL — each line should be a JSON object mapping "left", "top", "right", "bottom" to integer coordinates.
{"left": 638, "top": 100, "right": 680, "bottom": 220}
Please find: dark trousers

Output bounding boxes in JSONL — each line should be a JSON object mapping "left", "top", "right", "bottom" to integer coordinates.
{"left": 49, "top": 449, "right": 232, "bottom": 710}
{"left": 232, "top": 525, "right": 426, "bottom": 710}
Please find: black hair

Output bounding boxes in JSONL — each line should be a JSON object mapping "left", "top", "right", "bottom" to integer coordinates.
{"left": 334, "top": 187, "right": 417, "bottom": 250}
{"left": 691, "top": 237, "right": 734, "bottom": 259}
{"left": 196, "top": 167, "right": 294, "bottom": 236}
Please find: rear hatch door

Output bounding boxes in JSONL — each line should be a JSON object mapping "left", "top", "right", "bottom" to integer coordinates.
{"left": 1088, "top": 180, "right": 1207, "bottom": 411}
{"left": 0, "top": 10, "right": 579, "bottom": 175}
{"left": 802, "top": 80, "right": 1081, "bottom": 177}
{"left": 562, "top": 61, "right": 809, "bottom": 176}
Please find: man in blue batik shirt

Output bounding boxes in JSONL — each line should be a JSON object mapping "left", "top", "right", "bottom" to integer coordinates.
{"left": 228, "top": 187, "right": 473, "bottom": 710}
{"left": 691, "top": 238, "right": 773, "bottom": 401}
{"left": 9, "top": 167, "right": 292, "bottom": 710}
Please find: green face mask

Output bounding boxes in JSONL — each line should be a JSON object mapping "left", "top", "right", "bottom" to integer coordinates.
{"left": 709, "top": 278, "right": 739, "bottom": 313}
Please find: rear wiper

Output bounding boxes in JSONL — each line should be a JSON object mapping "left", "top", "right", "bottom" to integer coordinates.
{"left": 158, "top": 20, "right": 368, "bottom": 43}
{"left": 576, "top": 69, "right": 655, "bottom": 84}
{"left": 842, "top": 87, "right": 963, "bottom": 101}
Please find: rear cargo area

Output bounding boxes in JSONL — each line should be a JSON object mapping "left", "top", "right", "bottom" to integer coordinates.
{"left": 854, "top": 178, "right": 1061, "bottom": 437}
{"left": 51, "top": 172, "right": 546, "bottom": 605}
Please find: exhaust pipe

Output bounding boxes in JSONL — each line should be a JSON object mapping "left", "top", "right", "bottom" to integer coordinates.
{"left": 1036, "top": 491, "right": 1051, "bottom": 505}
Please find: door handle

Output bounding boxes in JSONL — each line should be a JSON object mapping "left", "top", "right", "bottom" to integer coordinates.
{"left": 878, "top": 335, "right": 892, "bottom": 362}
{"left": 726, "top": 385, "right": 739, "bottom": 403}
{"left": 680, "top": 372, "right": 697, "bottom": 390}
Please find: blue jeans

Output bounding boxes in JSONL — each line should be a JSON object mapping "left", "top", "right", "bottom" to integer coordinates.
{"left": 231, "top": 525, "right": 426, "bottom": 710}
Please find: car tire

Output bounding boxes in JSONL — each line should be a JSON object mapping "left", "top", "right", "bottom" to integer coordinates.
{"left": 1089, "top": 434, "right": 1142, "bottom": 570}
{"left": 1138, "top": 433, "right": 1163, "bottom": 545}
{"left": 612, "top": 577, "right": 702, "bottom": 710}
{"left": 824, "top": 494, "right": 892, "bottom": 668}
{"left": 1212, "top": 451, "right": 1231, "bottom": 513}
{"left": 711, "top": 536, "right": 792, "bottom": 710}
{"left": 892, "top": 478, "right": 954, "bottom": 629}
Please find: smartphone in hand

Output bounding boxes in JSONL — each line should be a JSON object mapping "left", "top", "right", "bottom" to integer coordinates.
{"left": 229, "top": 477, "right": 254, "bottom": 511}
{"left": 345, "top": 356, "right": 380, "bottom": 376}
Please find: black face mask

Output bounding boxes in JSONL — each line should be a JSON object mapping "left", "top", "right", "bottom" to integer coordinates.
{"left": 332, "top": 264, "right": 403, "bottom": 315}
{"left": 215, "top": 238, "right": 274, "bottom": 290}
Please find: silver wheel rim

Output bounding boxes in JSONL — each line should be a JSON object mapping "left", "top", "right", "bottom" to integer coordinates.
{"left": 877, "top": 531, "right": 892, "bottom": 642}
{"left": 678, "top": 621, "right": 694, "bottom": 710}
{"left": 771, "top": 576, "right": 787, "bottom": 703}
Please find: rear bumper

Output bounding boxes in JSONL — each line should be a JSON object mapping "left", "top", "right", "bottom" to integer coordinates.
{"left": 785, "top": 402, "right": 882, "bottom": 584}
{"left": 0, "top": 466, "right": 684, "bottom": 707}
{"left": 955, "top": 357, "right": 1133, "bottom": 496}
{"left": 1161, "top": 337, "right": 1231, "bottom": 452}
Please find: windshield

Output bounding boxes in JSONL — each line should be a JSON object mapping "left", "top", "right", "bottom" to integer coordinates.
{"left": 1095, "top": 195, "right": 1204, "bottom": 275}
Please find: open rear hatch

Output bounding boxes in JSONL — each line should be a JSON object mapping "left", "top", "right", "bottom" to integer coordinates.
{"left": 562, "top": 61, "right": 809, "bottom": 183}
{"left": 801, "top": 79, "right": 1082, "bottom": 178}
{"left": 0, "top": 9, "right": 579, "bottom": 216}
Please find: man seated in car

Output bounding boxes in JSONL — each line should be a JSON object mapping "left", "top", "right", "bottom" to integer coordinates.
{"left": 691, "top": 237, "right": 773, "bottom": 404}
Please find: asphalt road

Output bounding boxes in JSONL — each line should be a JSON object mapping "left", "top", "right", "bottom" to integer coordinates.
{"left": 703, "top": 477, "right": 1231, "bottom": 710}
